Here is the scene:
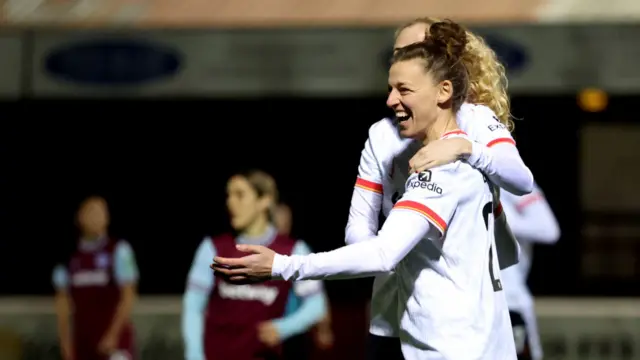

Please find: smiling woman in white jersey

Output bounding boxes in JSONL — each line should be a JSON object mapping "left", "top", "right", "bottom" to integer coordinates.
{"left": 347, "top": 17, "right": 533, "bottom": 360}
{"left": 213, "top": 20, "right": 518, "bottom": 360}
{"left": 499, "top": 184, "right": 560, "bottom": 360}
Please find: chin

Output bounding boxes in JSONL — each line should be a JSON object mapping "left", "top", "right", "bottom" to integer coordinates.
{"left": 230, "top": 218, "right": 246, "bottom": 231}
{"left": 399, "top": 127, "right": 419, "bottom": 139}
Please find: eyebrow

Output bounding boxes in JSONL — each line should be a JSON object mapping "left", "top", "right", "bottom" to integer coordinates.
{"left": 389, "top": 81, "right": 412, "bottom": 88}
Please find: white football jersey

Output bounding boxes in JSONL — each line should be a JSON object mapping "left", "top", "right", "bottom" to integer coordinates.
{"left": 394, "top": 137, "right": 515, "bottom": 360}
{"left": 274, "top": 132, "right": 517, "bottom": 359}
{"left": 350, "top": 103, "right": 521, "bottom": 337}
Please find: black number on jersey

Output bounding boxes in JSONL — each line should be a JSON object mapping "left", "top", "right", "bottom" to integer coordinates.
{"left": 482, "top": 201, "right": 503, "bottom": 292}
{"left": 391, "top": 192, "right": 401, "bottom": 205}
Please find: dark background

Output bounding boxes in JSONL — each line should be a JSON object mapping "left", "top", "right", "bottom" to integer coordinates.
{"left": 0, "top": 95, "right": 634, "bottom": 299}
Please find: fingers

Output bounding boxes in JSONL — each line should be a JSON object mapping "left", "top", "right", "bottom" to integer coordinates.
{"left": 409, "top": 154, "right": 429, "bottom": 173}
{"left": 212, "top": 271, "right": 259, "bottom": 285}
{"left": 413, "top": 160, "right": 437, "bottom": 173}
{"left": 236, "top": 244, "right": 263, "bottom": 254}
{"left": 213, "top": 256, "right": 244, "bottom": 267}
{"left": 210, "top": 263, "right": 248, "bottom": 275}
{"left": 409, "top": 159, "right": 435, "bottom": 173}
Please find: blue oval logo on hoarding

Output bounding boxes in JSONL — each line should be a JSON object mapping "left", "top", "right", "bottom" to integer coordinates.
{"left": 45, "top": 39, "right": 181, "bottom": 86}
{"left": 482, "top": 35, "right": 528, "bottom": 74}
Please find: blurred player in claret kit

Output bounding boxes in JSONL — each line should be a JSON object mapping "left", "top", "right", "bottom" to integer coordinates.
{"left": 52, "top": 196, "right": 139, "bottom": 360}
{"left": 500, "top": 184, "right": 560, "bottom": 360}
{"left": 273, "top": 204, "right": 334, "bottom": 360}
{"left": 182, "top": 170, "right": 327, "bottom": 360}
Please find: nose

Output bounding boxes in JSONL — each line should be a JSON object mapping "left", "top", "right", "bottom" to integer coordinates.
{"left": 386, "top": 89, "right": 400, "bottom": 109}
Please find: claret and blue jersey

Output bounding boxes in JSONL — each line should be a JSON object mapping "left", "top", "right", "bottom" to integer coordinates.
{"left": 182, "top": 225, "right": 327, "bottom": 360}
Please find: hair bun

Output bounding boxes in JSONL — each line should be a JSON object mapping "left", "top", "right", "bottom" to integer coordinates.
{"left": 427, "top": 20, "right": 468, "bottom": 61}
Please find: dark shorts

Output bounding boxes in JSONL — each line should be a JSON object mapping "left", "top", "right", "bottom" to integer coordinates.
{"left": 509, "top": 311, "right": 532, "bottom": 360}
{"left": 365, "top": 334, "right": 404, "bottom": 360}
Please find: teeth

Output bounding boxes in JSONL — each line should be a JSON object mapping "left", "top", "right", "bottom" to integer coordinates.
{"left": 396, "top": 112, "right": 408, "bottom": 117}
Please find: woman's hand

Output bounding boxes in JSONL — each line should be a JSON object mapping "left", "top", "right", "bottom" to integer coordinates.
{"left": 408, "top": 137, "right": 472, "bottom": 173}
{"left": 211, "top": 244, "right": 276, "bottom": 283}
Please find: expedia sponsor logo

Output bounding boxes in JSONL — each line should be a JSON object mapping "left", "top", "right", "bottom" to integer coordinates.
{"left": 418, "top": 170, "right": 432, "bottom": 182}
{"left": 218, "top": 281, "right": 279, "bottom": 306}
{"left": 488, "top": 123, "right": 507, "bottom": 132}
{"left": 71, "top": 270, "right": 109, "bottom": 286}
{"left": 407, "top": 181, "right": 443, "bottom": 194}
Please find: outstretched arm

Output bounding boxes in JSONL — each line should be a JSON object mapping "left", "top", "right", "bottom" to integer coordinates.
{"left": 213, "top": 167, "right": 460, "bottom": 282}
{"left": 274, "top": 204, "right": 438, "bottom": 280}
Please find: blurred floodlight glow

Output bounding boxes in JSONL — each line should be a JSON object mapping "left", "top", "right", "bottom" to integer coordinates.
{"left": 578, "top": 88, "right": 608, "bottom": 113}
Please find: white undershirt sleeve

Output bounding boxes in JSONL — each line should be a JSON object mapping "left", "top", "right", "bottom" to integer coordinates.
{"left": 345, "top": 129, "right": 384, "bottom": 245}
{"left": 503, "top": 187, "right": 561, "bottom": 244}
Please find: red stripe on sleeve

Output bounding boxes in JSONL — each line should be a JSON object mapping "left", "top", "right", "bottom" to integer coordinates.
{"left": 516, "top": 193, "right": 543, "bottom": 212}
{"left": 393, "top": 200, "right": 447, "bottom": 233}
{"left": 355, "top": 177, "right": 383, "bottom": 194}
{"left": 487, "top": 138, "right": 516, "bottom": 147}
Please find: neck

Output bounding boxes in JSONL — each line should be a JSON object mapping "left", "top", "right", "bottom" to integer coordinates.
{"left": 242, "top": 215, "right": 270, "bottom": 237}
{"left": 82, "top": 232, "right": 106, "bottom": 241}
{"left": 423, "top": 110, "right": 459, "bottom": 145}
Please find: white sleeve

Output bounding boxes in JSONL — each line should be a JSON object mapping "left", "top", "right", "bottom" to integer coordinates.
{"left": 467, "top": 143, "right": 534, "bottom": 196}
{"left": 502, "top": 187, "right": 560, "bottom": 244}
{"left": 345, "top": 128, "right": 384, "bottom": 245}
{"left": 273, "top": 166, "right": 460, "bottom": 281}
{"left": 463, "top": 107, "right": 534, "bottom": 195}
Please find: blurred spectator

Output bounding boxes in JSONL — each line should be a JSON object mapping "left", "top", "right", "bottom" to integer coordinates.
{"left": 274, "top": 203, "right": 335, "bottom": 360}
{"left": 52, "top": 196, "right": 139, "bottom": 360}
{"left": 500, "top": 184, "right": 560, "bottom": 360}
{"left": 182, "top": 170, "right": 328, "bottom": 360}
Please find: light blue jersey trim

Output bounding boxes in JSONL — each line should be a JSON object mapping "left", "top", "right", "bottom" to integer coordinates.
{"left": 272, "top": 240, "right": 328, "bottom": 340}
{"left": 182, "top": 289, "right": 209, "bottom": 360}
{"left": 113, "top": 241, "right": 139, "bottom": 285}
{"left": 52, "top": 265, "right": 68, "bottom": 290}
{"left": 51, "top": 241, "right": 139, "bottom": 289}
{"left": 182, "top": 238, "right": 216, "bottom": 360}
{"left": 274, "top": 293, "right": 326, "bottom": 340}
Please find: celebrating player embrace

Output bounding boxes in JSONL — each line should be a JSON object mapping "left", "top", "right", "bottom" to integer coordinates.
{"left": 347, "top": 17, "right": 532, "bottom": 360}
{"left": 213, "top": 20, "right": 517, "bottom": 360}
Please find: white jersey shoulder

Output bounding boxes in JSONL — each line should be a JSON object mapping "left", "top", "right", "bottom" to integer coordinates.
{"left": 457, "top": 103, "right": 513, "bottom": 145}
{"left": 367, "top": 117, "right": 409, "bottom": 154}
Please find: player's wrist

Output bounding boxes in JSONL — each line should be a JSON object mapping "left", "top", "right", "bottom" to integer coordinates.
{"left": 465, "top": 140, "right": 483, "bottom": 165}
{"left": 271, "top": 254, "right": 287, "bottom": 280}
{"left": 456, "top": 138, "right": 473, "bottom": 159}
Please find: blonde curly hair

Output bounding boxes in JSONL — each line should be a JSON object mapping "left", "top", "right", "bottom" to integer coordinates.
{"left": 395, "top": 18, "right": 513, "bottom": 131}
